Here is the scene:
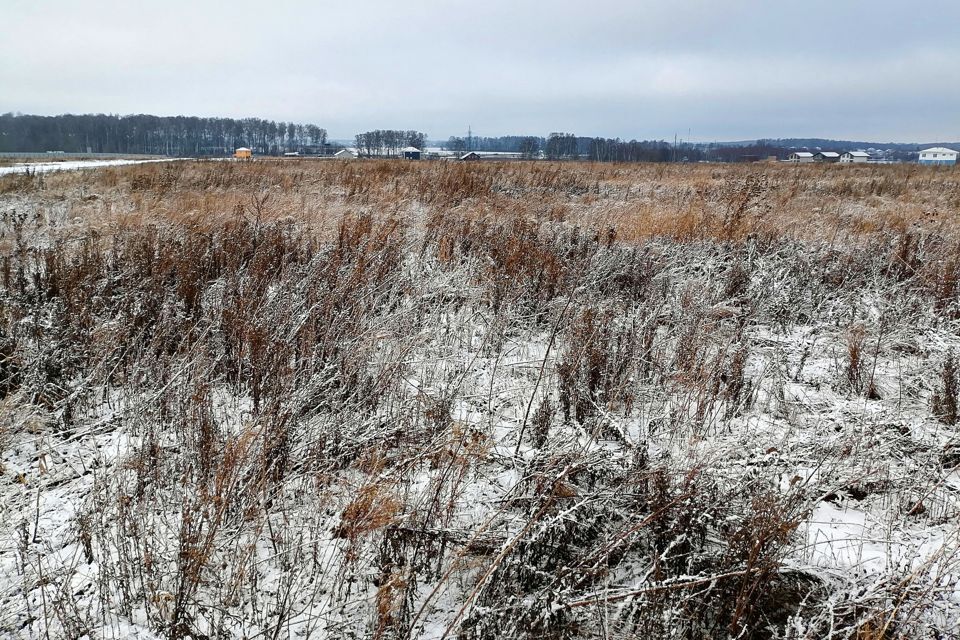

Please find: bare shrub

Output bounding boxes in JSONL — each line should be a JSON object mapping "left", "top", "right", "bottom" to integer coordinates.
{"left": 530, "top": 397, "right": 554, "bottom": 448}
{"left": 932, "top": 350, "right": 958, "bottom": 425}
{"left": 557, "top": 306, "right": 638, "bottom": 423}
{"left": 846, "top": 324, "right": 867, "bottom": 393}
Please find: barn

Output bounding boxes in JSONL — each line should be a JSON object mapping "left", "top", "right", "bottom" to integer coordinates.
{"left": 840, "top": 151, "right": 870, "bottom": 163}
{"left": 402, "top": 146, "right": 422, "bottom": 160}
{"left": 787, "top": 152, "right": 814, "bottom": 163}
{"left": 918, "top": 147, "right": 958, "bottom": 165}
{"left": 459, "top": 152, "right": 481, "bottom": 161}
{"left": 334, "top": 149, "right": 356, "bottom": 159}
{"left": 234, "top": 147, "right": 252, "bottom": 159}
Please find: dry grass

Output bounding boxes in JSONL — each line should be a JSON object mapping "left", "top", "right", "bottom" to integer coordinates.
{"left": 4, "top": 159, "right": 958, "bottom": 241}
{"left": 1, "top": 158, "right": 959, "bottom": 639}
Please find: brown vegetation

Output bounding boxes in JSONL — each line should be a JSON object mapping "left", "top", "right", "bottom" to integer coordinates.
{"left": 1, "top": 158, "right": 958, "bottom": 639}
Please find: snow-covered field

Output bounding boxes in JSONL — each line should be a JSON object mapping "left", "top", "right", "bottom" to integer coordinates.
{"left": 1, "top": 159, "right": 958, "bottom": 638}
{"left": 0, "top": 158, "right": 184, "bottom": 176}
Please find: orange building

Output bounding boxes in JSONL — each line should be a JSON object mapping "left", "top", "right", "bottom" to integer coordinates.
{"left": 234, "top": 147, "right": 252, "bottom": 159}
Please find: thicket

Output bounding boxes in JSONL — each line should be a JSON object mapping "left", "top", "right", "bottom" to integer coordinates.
{"left": 2, "top": 159, "right": 959, "bottom": 639}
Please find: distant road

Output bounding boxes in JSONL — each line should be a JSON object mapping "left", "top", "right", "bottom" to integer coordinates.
{"left": 0, "top": 158, "right": 187, "bottom": 176}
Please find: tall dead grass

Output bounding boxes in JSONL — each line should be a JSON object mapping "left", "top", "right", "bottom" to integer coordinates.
{"left": 2, "top": 158, "right": 959, "bottom": 639}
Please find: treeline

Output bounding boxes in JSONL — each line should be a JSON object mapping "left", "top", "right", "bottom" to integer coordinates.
{"left": 443, "top": 133, "right": 702, "bottom": 162}
{"left": 444, "top": 135, "right": 917, "bottom": 163}
{"left": 550, "top": 134, "right": 699, "bottom": 162}
{"left": 0, "top": 113, "right": 328, "bottom": 156}
{"left": 705, "top": 140, "right": 787, "bottom": 163}
{"left": 703, "top": 140, "right": 912, "bottom": 162}
{"left": 4, "top": 112, "right": 927, "bottom": 162}
{"left": 766, "top": 138, "right": 960, "bottom": 153}
{"left": 445, "top": 135, "right": 536, "bottom": 154}
{"left": 440, "top": 133, "right": 914, "bottom": 163}
{"left": 353, "top": 130, "right": 427, "bottom": 157}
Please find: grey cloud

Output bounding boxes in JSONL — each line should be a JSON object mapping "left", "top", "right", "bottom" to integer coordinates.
{"left": 2, "top": 0, "right": 958, "bottom": 141}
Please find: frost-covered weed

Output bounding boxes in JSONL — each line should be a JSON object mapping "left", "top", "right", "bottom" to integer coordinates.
{"left": 1, "top": 160, "right": 959, "bottom": 639}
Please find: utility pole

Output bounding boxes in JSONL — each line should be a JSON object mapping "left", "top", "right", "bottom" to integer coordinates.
{"left": 467, "top": 125, "right": 473, "bottom": 152}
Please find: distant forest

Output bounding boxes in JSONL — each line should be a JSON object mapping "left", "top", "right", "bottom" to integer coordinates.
{"left": 444, "top": 134, "right": 930, "bottom": 162}
{"left": 3, "top": 113, "right": 950, "bottom": 162}
{"left": 353, "top": 130, "right": 427, "bottom": 157}
{"left": 0, "top": 113, "right": 328, "bottom": 156}
{"left": 445, "top": 133, "right": 686, "bottom": 161}
{"left": 444, "top": 133, "right": 779, "bottom": 162}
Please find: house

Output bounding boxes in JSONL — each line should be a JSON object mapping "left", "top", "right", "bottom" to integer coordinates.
{"left": 787, "top": 152, "right": 814, "bottom": 163}
{"left": 401, "top": 146, "right": 422, "bottom": 160}
{"left": 918, "top": 147, "right": 958, "bottom": 165}
{"left": 456, "top": 151, "right": 525, "bottom": 161}
{"left": 840, "top": 151, "right": 870, "bottom": 164}
{"left": 333, "top": 149, "right": 356, "bottom": 159}
{"left": 234, "top": 147, "right": 252, "bottom": 159}
{"left": 813, "top": 151, "right": 840, "bottom": 163}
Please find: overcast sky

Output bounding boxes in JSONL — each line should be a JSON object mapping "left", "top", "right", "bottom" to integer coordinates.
{"left": 2, "top": 1, "right": 958, "bottom": 142}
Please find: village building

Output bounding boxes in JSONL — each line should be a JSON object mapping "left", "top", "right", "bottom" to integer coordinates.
{"left": 457, "top": 151, "right": 525, "bottom": 161}
{"left": 918, "top": 147, "right": 958, "bottom": 165}
{"left": 813, "top": 151, "right": 840, "bottom": 163}
{"left": 234, "top": 147, "right": 252, "bottom": 159}
{"left": 333, "top": 149, "right": 356, "bottom": 159}
{"left": 787, "top": 152, "right": 814, "bottom": 163}
{"left": 401, "top": 146, "right": 422, "bottom": 160}
{"left": 840, "top": 151, "right": 870, "bottom": 163}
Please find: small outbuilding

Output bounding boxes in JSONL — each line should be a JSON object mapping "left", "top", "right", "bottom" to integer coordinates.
{"left": 918, "top": 147, "right": 958, "bottom": 165}
{"left": 787, "top": 152, "right": 814, "bottom": 163}
{"left": 840, "top": 151, "right": 870, "bottom": 163}
{"left": 813, "top": 151, "right": 840, "bottom": 163}
{"left": 334, "top": 149, "right": 356, "bottom": 159}
{"left": 459, "top": 152, "right": 481, "bottom": 161}
{"left": 401, "top": 146, "right": 422, "bottom": 160}
{"left": 234, "top": 147, "right": 252, "bottom": 159}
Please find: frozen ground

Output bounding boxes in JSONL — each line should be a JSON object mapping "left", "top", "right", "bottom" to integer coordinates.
{"left": 1, "top": 160, "right": 959, "bottom": 638}
{"left": 0, "top": 158, "right": 184, "bottom": 176}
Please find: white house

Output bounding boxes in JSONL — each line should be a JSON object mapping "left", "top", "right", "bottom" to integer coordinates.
{"left": 334, "top": 149, "right": 356, "bottom": 159}
{"left": 787, "top": 152, "right": 814, "bottom": 163}
{"left": 918, "top": 147, "right": 958, "bottom": 165}
{"left": 840, "top": 151, "right": 870, "bottom": 163}
{"left": 813, "top": 151, "right": 840, "bottom": 163}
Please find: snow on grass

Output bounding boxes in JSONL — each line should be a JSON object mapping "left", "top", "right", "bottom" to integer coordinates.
{"left": 0, "top": 158, "right": 186, "bottom": 176}
{"left": 3, "top": 159, "right": 960, "bottom": 637}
